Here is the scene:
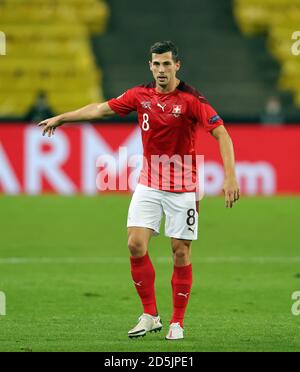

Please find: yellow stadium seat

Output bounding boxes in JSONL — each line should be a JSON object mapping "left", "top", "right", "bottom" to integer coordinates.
{"left": 233, "top": 0, "right": 300, "bottom": 107}
{"left": 0, "top": 0, "right": 109, "bottom": 116}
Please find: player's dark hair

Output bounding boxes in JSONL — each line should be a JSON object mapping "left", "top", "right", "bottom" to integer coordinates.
{"left": 150, "top": 41, "right": 179, "bottom": 62}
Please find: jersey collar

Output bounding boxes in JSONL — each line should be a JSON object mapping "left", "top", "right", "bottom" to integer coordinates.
{"left": 151, "top": 80, "right": 184, "bottom": 96}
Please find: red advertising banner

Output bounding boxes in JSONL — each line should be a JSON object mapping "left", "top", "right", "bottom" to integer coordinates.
{"left": 0, "top": 124, "right": 299, "bottom": 195}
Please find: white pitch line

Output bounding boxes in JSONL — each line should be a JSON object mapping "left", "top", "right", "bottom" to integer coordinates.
{"left": 0, "top": 257, "right": 300, "bottom": 265}
{"left": 0, "top": 257, "right": 128, "bottom": 264}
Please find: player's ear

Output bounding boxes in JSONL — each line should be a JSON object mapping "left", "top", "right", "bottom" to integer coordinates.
{"left": 175, "top": 60, "right": 181, "bottom": 72}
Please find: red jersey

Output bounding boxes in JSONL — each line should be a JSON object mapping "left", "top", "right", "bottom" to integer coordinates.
{"left": 108, "top": 81, "right": 224, "bottom": 192}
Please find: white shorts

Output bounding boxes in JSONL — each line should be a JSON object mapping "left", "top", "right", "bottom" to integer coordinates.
{"left": 127, "top": 184, "right": 199, "bottom": 240}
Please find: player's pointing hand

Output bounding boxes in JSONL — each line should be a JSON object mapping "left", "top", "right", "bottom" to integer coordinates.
{"left": 38, "top": 116, "right": 63, "bottom": 137}
{"left": 223, "top": 177, "right": 240, "bottom": 208}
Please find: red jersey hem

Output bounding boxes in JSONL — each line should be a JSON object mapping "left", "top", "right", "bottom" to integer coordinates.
{"left": 138, "top": 180, "right": 197, "bottom": 193}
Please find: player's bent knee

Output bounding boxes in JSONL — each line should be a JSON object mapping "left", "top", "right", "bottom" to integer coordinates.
{"left": 173, "top": 248, "right": 189, "bottom": 260}
{"left": 171, "top": 239, "right": 191, "bottom": 253}
{"left": 171, "top": 239, "right": 191, "bottom": 264}
{"left": 127, "top": 237, "right": 147, "bottom": 257}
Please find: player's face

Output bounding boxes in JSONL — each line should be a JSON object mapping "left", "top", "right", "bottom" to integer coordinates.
{"left": 149, "top": 52, "right": 181, "bottom": 88}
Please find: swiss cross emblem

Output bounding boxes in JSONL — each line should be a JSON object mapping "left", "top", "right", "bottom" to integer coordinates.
{"left": 172, "top": 105, "right": 182, "bottom": 117}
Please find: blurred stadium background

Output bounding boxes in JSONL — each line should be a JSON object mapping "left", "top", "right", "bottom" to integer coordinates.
{"left": 0, "top": 0, "right": 299, "bottom": 352}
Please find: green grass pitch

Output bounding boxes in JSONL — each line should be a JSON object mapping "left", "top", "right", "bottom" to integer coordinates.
{"left": 0, "top": 195, "right": 299, "bottom": 352}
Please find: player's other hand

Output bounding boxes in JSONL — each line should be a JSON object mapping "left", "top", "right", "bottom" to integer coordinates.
{"left": 37, "top": 116, "right": 63, "bottom": 137}
{"left": 223, "top": 177, "right": 240, "bottom": 208}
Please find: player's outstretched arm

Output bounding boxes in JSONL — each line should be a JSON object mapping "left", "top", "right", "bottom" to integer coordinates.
{"left": 211, "top": 125, "right": 240, "bottom": 208}
{"left": 38, "top": 102, "right": 115, "bottom": 137}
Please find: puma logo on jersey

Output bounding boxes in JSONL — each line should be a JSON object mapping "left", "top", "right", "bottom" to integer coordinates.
{"left": 177, "top": 292, "right": 189, "bottom": 298}
{"left": 188, "top": 227, "right": 195, "bottom": 233}
{"left": 157, "top": 103, "right": 166, "bottom": 112}
{"left": 133, "top": 281, "right": 143, "bottom": 287}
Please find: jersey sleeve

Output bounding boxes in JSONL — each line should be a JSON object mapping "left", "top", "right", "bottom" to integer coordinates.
{"left": 108, "top": 87, "right": 137, "bottom": 116}
{"left": 192, "top": 96, "right": 224, "bottom": 132}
